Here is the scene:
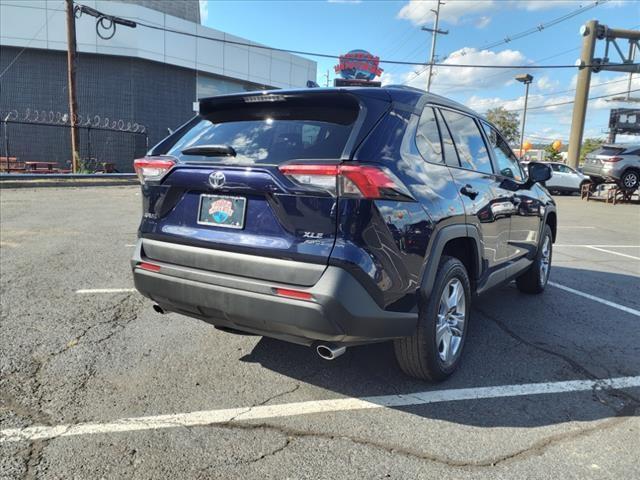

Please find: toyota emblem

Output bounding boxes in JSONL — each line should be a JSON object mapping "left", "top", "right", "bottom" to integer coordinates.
{"left": 209, "top": 171, "right": 226, "bottom": 189}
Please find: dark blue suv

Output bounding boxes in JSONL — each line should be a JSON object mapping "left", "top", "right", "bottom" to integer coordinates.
{"left": 132, "top": 86, "right": 556, "bottom": 381}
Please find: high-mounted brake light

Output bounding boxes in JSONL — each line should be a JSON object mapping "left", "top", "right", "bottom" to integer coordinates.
{"left": 278, "top": 164, "right": 412, "bottom": 200}
{"left": 133, "top": 157, "right": 175, "bottom": 184}
{"left": 602, "top": 156, "right": 623, "bottom": 163}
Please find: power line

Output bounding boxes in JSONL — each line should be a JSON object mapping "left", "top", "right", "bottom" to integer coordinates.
{"left": 401, "top": 1, "right": 608, "bottom": 86}
{"left": 476, "top": 0, "right": 607, "bottom": 52}
{"left": 74, "top": 2, "right": 634, "bottom": 70}
{"left": 504, "top": 88, "right": 640, "bottom": 113}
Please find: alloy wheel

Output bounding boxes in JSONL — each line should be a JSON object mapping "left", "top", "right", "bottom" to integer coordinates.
{"left": 539, "top": 235, "right": 551, "bottom": 285}
{"left": 623, "top": 172, "right": 638, "bottom": 189}
{"left": 436, "top": 278, "right": 466, "bottom": 366}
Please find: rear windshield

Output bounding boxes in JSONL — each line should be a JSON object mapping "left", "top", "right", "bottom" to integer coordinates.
{"left": 592, "top": 146, "right": 625, "bottom": 156}
{"left": 165, "top": 95, "right": 359, "bottom": 165}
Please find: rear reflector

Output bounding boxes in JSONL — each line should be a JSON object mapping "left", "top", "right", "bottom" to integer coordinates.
{"left": 133, "top": 157, "right": 175, "bottom": 184}
{"left": 138, "top": 262, "right": 161, "bottom": 272}
{"left": 279, "top": 163, "right": 412, "bottom": 200}
{"left": 274, "top": 288, "right": 314, "bottom": 301}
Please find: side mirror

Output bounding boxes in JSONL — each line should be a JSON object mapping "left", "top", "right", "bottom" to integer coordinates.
{"left": 527, "top": 162, "right": 552, "bottom": 184}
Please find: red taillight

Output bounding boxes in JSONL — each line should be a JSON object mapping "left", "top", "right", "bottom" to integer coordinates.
{"left": 133, "top": 157, "right": 175, "bottom": 184}
{"left": 274, "top": 288, "right": 314, "bottom": 301}
{"left": 278, "top": 164, "right": 411, "bottom": 200}
{"left": 138, "top": 262, "right": 161, "bottom": 272}
{"left": 602, "top": 156, "right": 623, "bottom": 163}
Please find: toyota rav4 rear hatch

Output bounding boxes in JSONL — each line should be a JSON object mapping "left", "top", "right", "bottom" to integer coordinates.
{"left": 135, "top": 89, "right": 390, "bottom": 283}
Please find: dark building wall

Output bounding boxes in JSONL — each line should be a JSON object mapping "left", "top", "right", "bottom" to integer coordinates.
{"left": 0, "top": 46, "right": 196, "bottom": 172}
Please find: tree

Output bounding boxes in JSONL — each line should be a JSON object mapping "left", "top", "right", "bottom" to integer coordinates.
{"left": 486, "top": 107, "right": 520, "bottom": 145}
{"left": 580, "top": 138, "right": 605, "bottom": 165}
{"left": 544, "top": 143, "right": 562, "bottom": 162}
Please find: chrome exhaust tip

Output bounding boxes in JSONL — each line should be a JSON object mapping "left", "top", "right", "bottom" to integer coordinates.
{"left": 152, "top": 304, "right": 165, "bottom": 314}
{"left": 316, "top": 344, "right": 346, "bottom": 361}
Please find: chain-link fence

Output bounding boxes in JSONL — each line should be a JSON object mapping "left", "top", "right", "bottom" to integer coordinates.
{"left": 1, "top": 119, "right": 148, "bottom": 173}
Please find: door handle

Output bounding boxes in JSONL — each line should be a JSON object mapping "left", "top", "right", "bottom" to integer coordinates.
{"left": 460, "top": 184, "right": 479, "bottom": 199}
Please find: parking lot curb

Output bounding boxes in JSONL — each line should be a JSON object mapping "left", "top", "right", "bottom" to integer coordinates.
{"left": 0, "top": 174, "right": 138, "bottom": 188}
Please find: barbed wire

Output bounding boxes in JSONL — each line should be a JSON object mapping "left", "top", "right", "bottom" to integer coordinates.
{"left": 2, "top": 109, "right": 146, "bottom": 133}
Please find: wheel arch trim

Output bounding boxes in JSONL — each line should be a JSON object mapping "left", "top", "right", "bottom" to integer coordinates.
{"left": 420, "top": 224, "right": 483, "bottom": 300}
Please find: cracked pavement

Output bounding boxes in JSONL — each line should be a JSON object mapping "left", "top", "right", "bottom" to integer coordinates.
{"left": 1, "top": 187, "right": 638, "bottom": 479}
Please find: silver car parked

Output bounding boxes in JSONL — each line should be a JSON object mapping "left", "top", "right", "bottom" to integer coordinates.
{"left": 582, "top": 144, "right": 640, "bottom": 191}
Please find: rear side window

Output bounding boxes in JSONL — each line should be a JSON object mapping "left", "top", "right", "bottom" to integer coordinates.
{"left": 165, "top": 95, "right": 358, "bottom": 165}
{"left": 434, "top": 109, "right": 460, "bottom": 167}
{"left": 440, "top": 110, "right": 493, "bottom": 174}
{"left": 415, "top": 107, "right": 444, "bottom": 164}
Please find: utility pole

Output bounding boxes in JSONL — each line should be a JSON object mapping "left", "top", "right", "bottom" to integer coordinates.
{"left": 65, "top": 0, "right": 80, "bottom": 173}
{"left": 566, "top": 20, "right": 598, "bottom": 170}
{"left": 324, "top": 69, "right": 330, "bottom": 87}
{"left": 421, "top": 1, "right": 448, "bottom": 92}
{"left": 567, "top": 22, "right": 640, "bottom": 168}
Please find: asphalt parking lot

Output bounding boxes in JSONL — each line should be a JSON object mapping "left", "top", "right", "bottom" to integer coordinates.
{"left": 1, "top": 186, "right": 639, "bottom": 479}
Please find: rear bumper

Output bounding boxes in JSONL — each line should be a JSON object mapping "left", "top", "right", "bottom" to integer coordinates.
{"left": 131, "top": 240, "right": 417, "bottom": 346}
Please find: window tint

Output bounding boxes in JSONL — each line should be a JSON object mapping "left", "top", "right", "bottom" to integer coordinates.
{"left": 166, "top": 118, "right": 352, "bottom": 165}
{"left": 550, "top": 163, "right": 561, "bottom": 172}
{"left": 415, "top": 107, "right": 444, "bottom": 164}
{"left": 441, "top": 110, "right": 493, "bottom": 174}
{"left": 481, "top": 122, "right": 522, "bottom": 181}
{"left": 435, "top": 109, "right": 460, "bottom": 167}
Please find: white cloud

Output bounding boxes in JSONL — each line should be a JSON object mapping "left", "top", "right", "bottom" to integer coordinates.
{"left": 397, "top": 0, "right": 494, "bottom": 25}
{"left": 475, "top": 16, "right": 492, "bottom": 29}
{"left": 517, "top": 0, "right": 586, "bottom": 11}
{"left": 379, "top": 71, "right": 397, "bottom": 86}
{"left": 536, "top": 75, "right": 560, "bottom": 91}
{"left": 396, "top": 0, "right": 623, "bottom": 26}
{"left": 199, "top": 0, "right": 209, "bottom": 23}
{"left": 402, "top": 47, "right": 529, "bottom": 93}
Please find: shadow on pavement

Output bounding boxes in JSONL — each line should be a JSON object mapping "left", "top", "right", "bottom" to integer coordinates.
{"left": 239, "top": 266, "right": 639, "bottom": 428}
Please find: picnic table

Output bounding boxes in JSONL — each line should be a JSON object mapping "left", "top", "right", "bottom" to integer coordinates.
{"left": 0, "top": 156, "right": 26, "bottom": 172}
{"left": 25, "top": 161, "right": 60, "bottom": 173}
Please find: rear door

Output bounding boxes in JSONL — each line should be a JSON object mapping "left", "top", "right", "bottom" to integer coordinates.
{"left": 436, "top": 108, "right": 512, "bottom": 273}
{"left": 480, "top": 121, "right": 537, "bottom": 262}
{"left": 137, "top": 91, "right": 389, "bottom": 272}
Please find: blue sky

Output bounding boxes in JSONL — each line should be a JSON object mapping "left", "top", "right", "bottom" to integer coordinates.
{"left": 200, "top": 0, "right": 640, "bottom": 144}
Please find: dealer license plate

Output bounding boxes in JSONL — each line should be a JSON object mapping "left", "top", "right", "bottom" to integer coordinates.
{"left": 198, "top": 194, "right": 246, "bottom": 229}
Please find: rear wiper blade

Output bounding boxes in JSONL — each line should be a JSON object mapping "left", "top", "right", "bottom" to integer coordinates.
{"left": 181, "top": 144, "right": 236, "bottom": 157}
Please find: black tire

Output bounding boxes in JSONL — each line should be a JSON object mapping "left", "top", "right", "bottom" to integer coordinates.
{"left": 394, "top": 256, "right": 471, "bottom": 382}
{"left": 620, "top": 169, "right": 639, "bottom": 192}
{"left": 516, "top": 224, "right": 553, "bottom": 294}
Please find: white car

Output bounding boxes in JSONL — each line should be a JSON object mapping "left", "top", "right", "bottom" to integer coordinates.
{"left": 537, "top": 162, "right": 589, "bottom": 195}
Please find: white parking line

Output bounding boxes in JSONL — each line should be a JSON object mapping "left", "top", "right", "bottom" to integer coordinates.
{"left": 75, "top": 288, "right": 136, "bottom": 294}
{"left": 555, "top": 245, "right": 640, "bottom": 248}
{"left": 585, "top": 246, "right": 640, "bottom": 261}
{"left": 548, "top": 282, "right": 640, "bottom": 317}
{"left": 2, "top": 376, "right": 639, "bottom": 443}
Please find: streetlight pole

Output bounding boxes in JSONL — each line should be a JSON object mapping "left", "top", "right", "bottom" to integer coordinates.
{"left": 422, "top": 1, "right": 448, "bottom": 92}
{"left": 515, "top": 73, "right": 533, "bottom": 158}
